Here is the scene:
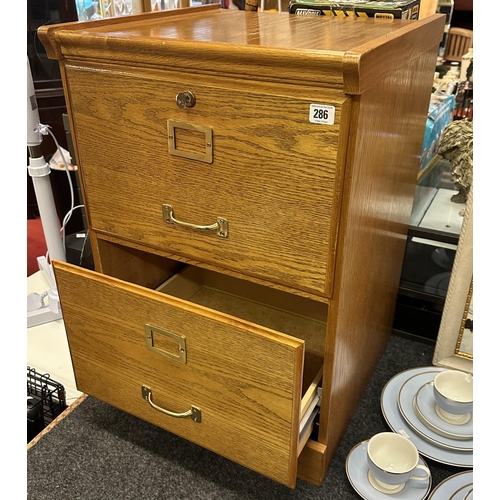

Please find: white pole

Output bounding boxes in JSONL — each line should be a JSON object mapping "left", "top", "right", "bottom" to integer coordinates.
{"left": 28, "top": 159, "right": 67, "bottom": 264}
{"left": 27, "top": 57, "right": 66, "bottom": 265}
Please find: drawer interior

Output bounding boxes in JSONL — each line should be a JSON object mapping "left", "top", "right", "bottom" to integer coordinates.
{"left": 159, "top": 266, "right": 326, "bottom": 350}
{"left": 156, "top": 265, "right": 327, "bottom": 393}
{"left": 97, "top": 239, "right": 328, "bottom": 385}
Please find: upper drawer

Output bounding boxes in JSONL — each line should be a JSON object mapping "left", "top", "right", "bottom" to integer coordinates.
{"left": 66, "top": 64, "right": 348, "bottom": 295}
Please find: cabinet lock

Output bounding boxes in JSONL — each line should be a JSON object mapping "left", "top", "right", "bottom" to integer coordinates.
{"left": 176, "top": 90, "right": 196, "bottom": 109}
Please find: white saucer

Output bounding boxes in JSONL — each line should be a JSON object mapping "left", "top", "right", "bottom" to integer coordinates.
{"left": 414, "top": 382, "right": 473, "bottom": 440}
{"left": 397, "top": 371, "right": 473, "bottom": 452}
{"left": 428, "top": 471, "right": 473, "bottom": 500}
{"left": 345, "top": 440, "right": 432, "bottom": 500}
{"left": 381, "top": 366, "right": 473, "bottom": 467}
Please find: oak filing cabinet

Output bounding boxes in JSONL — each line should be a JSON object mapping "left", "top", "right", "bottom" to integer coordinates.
{"left": 38, "top": 6, "right": 445, "bottom": 488}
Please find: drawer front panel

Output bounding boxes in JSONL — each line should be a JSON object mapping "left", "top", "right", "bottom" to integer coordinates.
{"left": 66, "top": 64, "right": 346, "bottom": 295}
{"left": 53, "top": 260, "right": 305, "bottom": 487}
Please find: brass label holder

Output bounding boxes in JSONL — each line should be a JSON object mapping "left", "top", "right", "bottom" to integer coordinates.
{"left": 167, "top": 119, "right": 213, "bottom": 164}
{"left": 145, "top": 324, "right": 186, "bottom": 364}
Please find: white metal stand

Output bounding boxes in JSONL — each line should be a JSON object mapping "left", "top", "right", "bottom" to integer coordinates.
{"left": 27, "top": 57, "right": 66, "bottom": 328}
{"left": 27, "top": 257, "right": 63, "bottom": 327}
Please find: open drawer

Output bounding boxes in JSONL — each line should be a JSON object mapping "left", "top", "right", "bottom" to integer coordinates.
{"left": 52, "top": 259, "right": 327, "bottom": 487}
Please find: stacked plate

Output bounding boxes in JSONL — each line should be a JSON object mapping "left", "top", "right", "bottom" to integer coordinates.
{"left": 381, "top": 366, "right": 473, "bottom": 468}
{"left": 428, "top": 471, "right": 473, "bottom": 500}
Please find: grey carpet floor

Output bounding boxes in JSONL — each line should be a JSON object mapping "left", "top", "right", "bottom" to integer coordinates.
{"left": 27, "top": 334, "right": 470, "bottom": 499}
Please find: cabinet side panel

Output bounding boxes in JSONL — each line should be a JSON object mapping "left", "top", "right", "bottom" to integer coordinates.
{"left": 318, "top": 46, "right": 439, "bottom": 467}
{"left": 97, "top": 238, "right": 184, "bottom": 288}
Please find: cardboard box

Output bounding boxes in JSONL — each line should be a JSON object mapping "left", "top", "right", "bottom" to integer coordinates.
{"left": 289, "top": 0, "right": 421, "bottom": 20}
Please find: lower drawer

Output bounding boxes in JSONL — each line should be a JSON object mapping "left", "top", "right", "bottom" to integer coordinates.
{"left": 53, "top": 260, "right": 327, "bottom": 487}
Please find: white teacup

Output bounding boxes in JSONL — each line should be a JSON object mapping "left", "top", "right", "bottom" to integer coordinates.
{"left": 433, "top": 370, "right": 473, "bottom": 424}
{"left": 366, "top": 432, "right": 430, "bottom": 494}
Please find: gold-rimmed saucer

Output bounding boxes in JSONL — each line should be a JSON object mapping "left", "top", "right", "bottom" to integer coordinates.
{"left": 345, "top": 440, "right": 432, "bottom": 500}
{"left": 398, "top": 372, "right": 473, "bottom": 453}
{"left": 414, "top": 382, "right": 473, "bottom": 441}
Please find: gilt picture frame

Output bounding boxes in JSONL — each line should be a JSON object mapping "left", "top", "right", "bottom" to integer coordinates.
{"left": 432, "top": 184, "right": 473, "bottom": 373}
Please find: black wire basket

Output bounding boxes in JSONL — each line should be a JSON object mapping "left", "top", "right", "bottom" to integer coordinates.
{"left": 27, "top": 366, "right": 67, "bottom": 443}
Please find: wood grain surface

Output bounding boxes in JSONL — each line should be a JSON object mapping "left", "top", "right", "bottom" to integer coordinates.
{"left": 343, "top": 14, "right": 445, "bottom": 94}
{"left": 38, "top": 7, "right": 447, "bottom": 488}
{"left": 65, "top": 63, "right": 346, "bottom": 295}
{"left": 97, "top": 238, "right": 184, "bottom": 288}
{"left": 316, "top": 45, "right": 442, "bottom": 472}
{"left": 37, "top": 4, "right": 221, "bottom": 60}
{"left": 39, "top": 9, "right": 444, "bottom": 92}
{"left": 95, "top": 232, "right": 332, "bottom": 303}
{"left": 53, "top": 259, "right": 305, "bottom": 487}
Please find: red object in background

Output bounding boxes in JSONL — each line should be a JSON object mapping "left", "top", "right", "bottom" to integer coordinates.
{"left": 27, "top": 217, "right": 47, "bottom": 276}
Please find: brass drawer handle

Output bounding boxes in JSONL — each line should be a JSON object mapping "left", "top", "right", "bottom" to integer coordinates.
{"left": 162, "top": 204, "right": 228, "bottom": 238}
{"left": 141, "top": 385, "right": 202, "bottom": 423}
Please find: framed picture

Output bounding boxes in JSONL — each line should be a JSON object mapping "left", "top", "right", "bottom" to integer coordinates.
{"left": 433, "top": 184, "right": 473, "bottom": 373}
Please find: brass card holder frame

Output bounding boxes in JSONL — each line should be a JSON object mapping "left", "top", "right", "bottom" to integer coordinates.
{"left": 167, "top": 119, "right": 213, "bottom": 164}
{"left": 145, "top": 324, "right": 186, "bottom": 364}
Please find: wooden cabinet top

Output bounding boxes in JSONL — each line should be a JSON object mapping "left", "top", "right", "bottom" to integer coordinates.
{"left": 39, "top": 5, "right": 445, "bottom": 93}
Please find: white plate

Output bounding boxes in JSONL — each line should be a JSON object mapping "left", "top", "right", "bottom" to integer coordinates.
{"left": 450, "top": 484, "right": 473, "bottom": 500}
{"left": 381, "top": 366, "right": 473, "bottom": 467}
{"left": 414, "top": 382, "right": 473, "bottom": 440}
{"left": 345, "top": 440, "right": 432, "bottom": 500}
{"left": 463, "top": 488, "right": 473, "bottom": 500}
{"left": 397, "top": 371, "right": 473, "bottom": 452}
{"left": 428, "top": 471, "right": 473, "bottom": 500}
